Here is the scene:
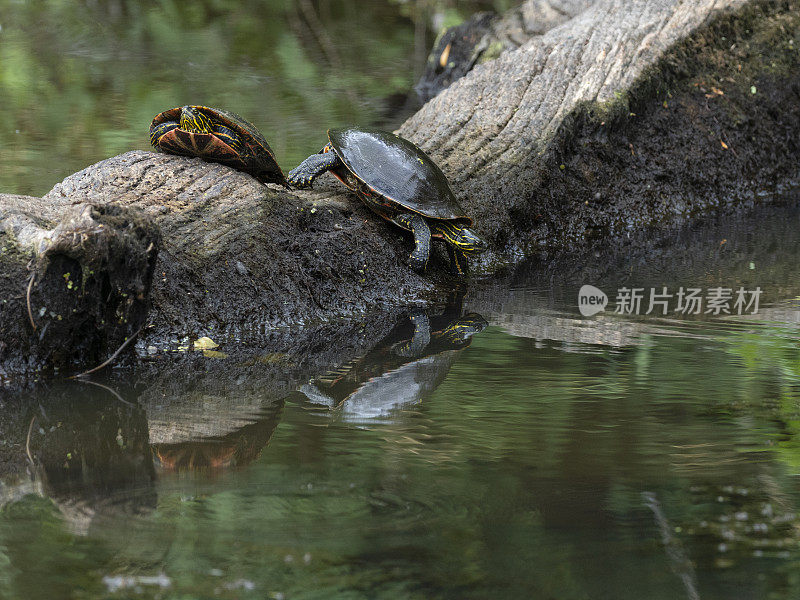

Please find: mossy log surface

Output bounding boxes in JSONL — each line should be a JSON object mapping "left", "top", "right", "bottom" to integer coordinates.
{"left": 1, "top": 0, "right": 799, "bottom": 376}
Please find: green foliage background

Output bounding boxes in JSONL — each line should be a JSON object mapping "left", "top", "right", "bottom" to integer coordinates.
{"left": 0, "top": 0, "right": 501, "bottom": 196}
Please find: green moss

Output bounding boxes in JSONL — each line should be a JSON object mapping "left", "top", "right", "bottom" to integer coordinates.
{"left": 479, "top": 40, "right": 505, "bottom": 64}
{"left": 0, "top": 233, "right": 32, "bottom": 269}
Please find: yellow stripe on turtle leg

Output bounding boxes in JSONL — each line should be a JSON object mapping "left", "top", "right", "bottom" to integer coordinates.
{"left": 433, "top": 221, "right": 486, "bottom": 254}
{"left": 445, "top": 244, "right": 469, "bottom": 276}
{"left": 150, "top": 121, "right": 179, "bottom": 147}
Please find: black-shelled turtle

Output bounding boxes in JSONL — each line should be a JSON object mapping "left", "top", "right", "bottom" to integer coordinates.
{"left": 288, "top": 127, "right": 485, "bottom": 275}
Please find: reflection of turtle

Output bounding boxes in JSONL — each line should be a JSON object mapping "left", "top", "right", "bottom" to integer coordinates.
{"left": 151, "top": 400, "right": 284, "bottom": 473}
{"left": 149, "top": 105, "right": 287, "bottom": 186}
{"left": 287, "top": 128, "right": 485, "bottom": 275}
{"left": 301, "top": 304, "right": 487, "bottom": 420}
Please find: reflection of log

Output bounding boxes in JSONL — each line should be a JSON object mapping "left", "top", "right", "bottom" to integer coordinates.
{"left": 138, "top": 306, "right": 404, "bottom": 441}
{"left": 467, "top": 203, "right": 800, "bottom": 348}
{"left": 0, "top": 383, "right": 156, "bottom": 534}
{"left": 0, "top": 311, "right": 405, "bottom": 517}
{"left": 33, "top": 389, "right": 156, "bottom": 533}
{"left": 2, "top": 0, "right": 799, "bottom": 373}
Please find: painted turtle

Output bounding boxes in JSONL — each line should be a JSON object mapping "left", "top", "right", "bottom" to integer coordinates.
{"left": 287, "top": 127, "right": 485, "bottom": 275}
{"left": 149, "top": 105, "right": 287, "bottom": 186}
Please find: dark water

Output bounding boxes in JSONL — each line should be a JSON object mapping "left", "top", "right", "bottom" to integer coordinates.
{"left": 3, "top": 1, "right": 800, "bottom": 598}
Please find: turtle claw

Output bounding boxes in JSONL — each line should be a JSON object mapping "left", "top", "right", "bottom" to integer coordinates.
{"left": 287, "top": 173, "right": 313, "bottom": 189}
{"left": 288, "top": 151, "right": 342, "bottom": 190}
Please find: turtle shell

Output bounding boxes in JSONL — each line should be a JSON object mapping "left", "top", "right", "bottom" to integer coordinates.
{"left": 327, "top": 127, "right": 469, "bottom": 223}
{"left": 150, "top": 105, "right": 286, "bottom": 186}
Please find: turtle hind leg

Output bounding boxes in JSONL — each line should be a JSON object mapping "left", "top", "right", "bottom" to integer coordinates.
{"left": 395, "top": 213, "right": 431, "bottom": 274}
{"left": 446, "top": 244, "right": 469, "bottom": 277}
{"left": 287, "top": 150, "right": 343, "bottom": 189}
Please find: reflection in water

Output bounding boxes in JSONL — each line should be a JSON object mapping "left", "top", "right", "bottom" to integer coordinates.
{"left": 466, "top": 203, "right": 800, "bottom": 350}
{"left": 643, "top": 491, "right": 700, "bottom": 600}
{"left": 301, "top": 303, "right": 487, "bottom": 422}
{"left": 10, "top": 382, "right": 156, "bottom": 535}
{"left": 151, "top": 400, "right": 284, "bottom": 472}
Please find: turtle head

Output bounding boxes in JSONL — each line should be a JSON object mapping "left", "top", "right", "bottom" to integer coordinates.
{"left": 448, "top": 224, "right": 487, "bottom": 254}
{"left": 180, "top": 106, "right": 214, "bottom": 134}
{"left": 441, "top": 312, "right": 488, "bottom": 345}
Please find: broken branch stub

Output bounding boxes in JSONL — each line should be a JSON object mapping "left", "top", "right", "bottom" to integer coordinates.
{"left": 1, "top": 201, "right": 159, "bottom": 377}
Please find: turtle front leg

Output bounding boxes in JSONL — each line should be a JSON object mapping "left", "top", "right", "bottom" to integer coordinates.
{"left": 393, "top": 311, "right": 432, "bottom": 358}
{"left": 150, "top": 121, "right": 178, "bottom": 147}
{"left": 395, "top": 213, "right": 431, "bottom": 273}
{"left": 287, "top": 150, "right": 343, "bottom": 188}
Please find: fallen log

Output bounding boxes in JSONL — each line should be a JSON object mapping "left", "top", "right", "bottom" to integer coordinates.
{"left": 43, "top": 151, "right": 434, "bottom": 336}
{"left": 1, "top": 0, "right": 798, "bottom": 376}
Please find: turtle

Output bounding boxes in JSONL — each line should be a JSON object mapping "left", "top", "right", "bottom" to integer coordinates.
{"left": 149, "top": 105, "right": 287, "bottom": 186}
{"left": 287, "top": 127, "right": 485, "bottom": 275}
{"left": 150, "top": 397, "right": 285, "bottom": 472}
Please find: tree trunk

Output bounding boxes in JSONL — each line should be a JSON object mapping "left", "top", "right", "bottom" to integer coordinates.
{"left": 1, "top": 0, "right": 798, "bottom": 375}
